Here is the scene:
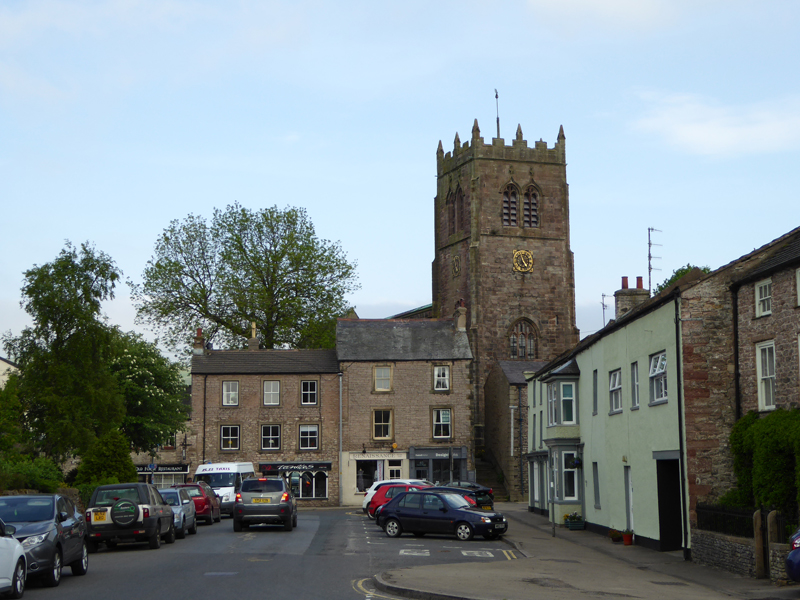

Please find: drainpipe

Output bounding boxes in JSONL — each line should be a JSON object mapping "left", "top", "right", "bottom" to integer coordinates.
{"left": 339, "top": 371, "right": 343, "bottom": 507}
{"left": 674, "top": 295, "right": 690, "bottom": 561}
{"left": 202, "top": 375, "right": 208, "bottom": 464}
{"left": 509, "top": 406, "right": 516, "bottom": 457}
{"left": 732, "top": 286, "right": 741, "bottom": 421}
{"left": 518, "top": 385, "right": 524, "bottom": 497}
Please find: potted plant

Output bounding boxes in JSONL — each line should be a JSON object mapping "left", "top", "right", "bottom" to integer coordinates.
{"left": 608, "top": 529, "right": 623, "bottom": 543}
{"left": 622, "top": 529, "right": 634, "bottom": 545}
{"left": 563, "top": 511, "right": 584, "bottom": 530}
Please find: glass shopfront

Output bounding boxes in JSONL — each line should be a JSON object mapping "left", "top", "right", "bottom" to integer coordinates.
{"left": 260, "top": 462, "right": 331, "bottom": 499}
{"left": 408, "top": 446, "right": 468, "bottom": 484}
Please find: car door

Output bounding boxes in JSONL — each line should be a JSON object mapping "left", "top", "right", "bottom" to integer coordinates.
{"left": 56, "top": 496, "right": 79, "bottom": 563}
{"left": 393, "top": 493, "right": 422, "bottom": 531}
{"left": 0, "top": 520, "right": 17, "bottom": 589}
{"left": 419, "top": 493, "right": 449, "bottom": 534}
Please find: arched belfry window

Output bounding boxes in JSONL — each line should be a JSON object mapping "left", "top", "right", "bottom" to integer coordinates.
{"left": 523, "top": 187, "right": 539, "bottom": 228}
{"left": 456, "top": 187, "right": 467, "bottom": 232}
{"left": 502, "top": 184, "right": 518, "bottom": 227}
{"left": 447, "top": 191, "right": 456, "bottom": 237}
{"left": 509, "top": 320, "right": 537, "bottom": 359}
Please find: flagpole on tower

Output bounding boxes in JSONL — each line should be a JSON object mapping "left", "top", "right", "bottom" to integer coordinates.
{"left": 495, "top": 89, "right": 500, "bottom": 139}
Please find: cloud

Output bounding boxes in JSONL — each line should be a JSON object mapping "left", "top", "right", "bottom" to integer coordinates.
{"left": 633, "top": 92, "right": 800, "bottom": 156}
{"left": 526, "top": 0, "right": 678, "bottom": 33}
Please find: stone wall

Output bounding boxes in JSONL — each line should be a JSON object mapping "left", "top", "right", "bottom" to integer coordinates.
{"left": 691, "top": 529, "right": 757, "bottom": 578}
{"left": 769, "top": 542, "right": 795, "bottom": 585}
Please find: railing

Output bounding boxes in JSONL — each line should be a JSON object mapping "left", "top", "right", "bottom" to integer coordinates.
{"left": 695, "top": 503, "right": 754, "bottom": 538}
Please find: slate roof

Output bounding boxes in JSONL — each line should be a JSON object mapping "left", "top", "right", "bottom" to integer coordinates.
{"left": 336, "top": 319, "right": 472, "bottom": 361}
{"left": 497, "top": 360, "right": 549, "bottom": 385}
{"left": 735, "top": 226, "right": 800, "bottom": 284}
{"left": 192, "top": 349, "right": 339, "bottom": 375}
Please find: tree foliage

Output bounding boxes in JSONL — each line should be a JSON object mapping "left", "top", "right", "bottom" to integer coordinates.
{"left": 653, "top": 264, "right": 711, "bottom": 295}
{"left": 0, "top": 374, "right": 27, "bottom": 457}
{"left": 110, "top": 330, "right": 189, "bottom": 454}
{"left": 74, "top": 430, "right": 138, "bottom": 486}
{"left": 2, "top": 242, "right": 125, "bottom": 460}
{"left": 133, "top": 203, "right": 359, "bottom": 351}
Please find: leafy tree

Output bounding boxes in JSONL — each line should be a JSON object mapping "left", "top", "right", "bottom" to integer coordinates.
{"left": 0, "top": 373, "right": 26, "bottom": 458}
{"left": 653, "top": 264, "right": 711, "bottom": 295}
{"left": 0, "top": 456, "right": 63, "bottom": 493}
{"left": 74, "top": 430, "right": 138, "bottom": 486}
{"left": 110, "top": 330, "right": 189, "bottom": 454}
{"left": 2, "top": 242, "right": 125, "bottom": 460}
{"left": 133, "top": 203, "right": 359, "bottom": 351}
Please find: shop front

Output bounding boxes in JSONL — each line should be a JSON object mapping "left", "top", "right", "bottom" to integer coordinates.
{"left": 342, "top": 451, "right": 408, "bottom": 506}
{"left": 408, "top": 446, "right": 469, "bottom": 484}
{"left": 259, "top": 462, "right": 332, "bottom": 505}
{"left": 136, "top": 463, "right": 190, "bottom": 486}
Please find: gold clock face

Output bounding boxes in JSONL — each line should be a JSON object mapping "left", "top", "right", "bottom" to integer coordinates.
{"left": 452, "top": 256, "right": 461, "bottom": 276}
{"left": 513, "top": 250, "right": 533, "bottom": 273}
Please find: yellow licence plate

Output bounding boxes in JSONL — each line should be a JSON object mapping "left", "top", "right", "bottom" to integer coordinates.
{"left": 93, "top": 512, "right": 107, "bottom": 522}
{"left": 252, "top": 498, "right": 271, "bottom": 503}
{"left": 481, "top": 505, "right": 492, "bottom": 510}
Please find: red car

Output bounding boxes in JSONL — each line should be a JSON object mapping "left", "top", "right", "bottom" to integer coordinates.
{"left": 172, "top": 483, "right": 221, "bottom": 524}
{"left": 368, "top": 484, "right": 429, "bottom": 519}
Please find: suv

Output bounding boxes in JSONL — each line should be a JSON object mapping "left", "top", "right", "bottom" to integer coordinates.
{"left": 232, "top": 477, "right": 297, "bottom": 532}
{"left": 85, "top": 483, "right": 175, "bottom": 551}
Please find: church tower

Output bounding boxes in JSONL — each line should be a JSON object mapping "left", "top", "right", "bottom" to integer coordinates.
{"left": 432, "top": 120, "right": 579, "bottom": 448}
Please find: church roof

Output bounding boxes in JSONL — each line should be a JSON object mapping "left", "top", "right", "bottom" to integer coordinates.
{"left": 497, "top": 360, "right": 549, "bottom": 385}
{"left": 336, "top": 319, "right": 472, "bottom": 361}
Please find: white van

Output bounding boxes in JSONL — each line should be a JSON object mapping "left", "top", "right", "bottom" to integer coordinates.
{"left": 194, "top": 462, "right": 255, "bottom": 516}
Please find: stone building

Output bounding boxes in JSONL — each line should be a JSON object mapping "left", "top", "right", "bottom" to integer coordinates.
{"left": 430, "top": 120, "right": 580, "bottom": 496}
{"left": 336, "top": 310, "right": 473, "bottom": 506}
{"left": 189, "top": 330, "right": 341, "bottom": 507}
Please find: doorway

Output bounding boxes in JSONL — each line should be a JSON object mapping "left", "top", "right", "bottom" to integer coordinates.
{"left": 656, "top": 459, "right": 683, "bottom": 551}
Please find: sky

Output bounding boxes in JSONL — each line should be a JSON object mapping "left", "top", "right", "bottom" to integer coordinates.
{"left": 2, "top": 0, "right": 800, "bottom": 355}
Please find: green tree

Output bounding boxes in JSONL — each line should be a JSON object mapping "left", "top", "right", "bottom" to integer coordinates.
{"left": 74, "top": 430, "right": 138, "bottom": 486}
{"left": 0, "top": 373, "right": 26, "bottom": 458}
{"left": 653, "top": 263, "right": 712, "bottom": 295}
{"left": 110, "top": 330, "right": 189, "bottom": 454}
{"left": 133, "top": 203, "right": 359, "bottom": 351}
{"left": 2, "top": 242, "right": 125, "bottom": 460}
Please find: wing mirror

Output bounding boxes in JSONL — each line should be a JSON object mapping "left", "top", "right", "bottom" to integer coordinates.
{"left": 58, "top": 511, "right": 69, "bottom": 522}
{"left": 4, "top": 524, "right": 16, "bottom": 536}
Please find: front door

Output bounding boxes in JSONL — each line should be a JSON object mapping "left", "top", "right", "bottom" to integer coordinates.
{"left": 414, "top": 460, "right": 428, "bottom": 482}
{"left": 656, "top": 460, "right": 682, "bottom": 551}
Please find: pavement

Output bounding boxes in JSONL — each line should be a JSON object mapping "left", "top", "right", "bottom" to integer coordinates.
{"left": 374, "top": 502, "right": 800, "bottom": 600}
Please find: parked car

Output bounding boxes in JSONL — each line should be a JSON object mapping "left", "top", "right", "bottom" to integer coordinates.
{"left": 367, "top": 484, "right": 430, "bottom": 519}
{"left": 0, "top": 518, "right": 26, "bottom": 598}
{"left": 361, "top": 479, "right": 433, "bottom": 513}
{"left": 425, "top": 486, "right": 494, "bottom": 510}
{"left": 0, "top": 494, "right": 88, "bottom": 587}
{"left": 158, "top": 488, "right": 198, "bottom": 539}
{"left": 444, "top": 480, "right": 494, "bottom": 499}
{"left": 172, "top": 482, "right": 221, "bottom": 524}
{"left": 376, "top": 490, "right": 508, "bottom": 541}
{"left": 85, "top": 483, "right": 175, "bottom": 551}
{"left": 786, "top": 528, "right": 800, "bottom": 581}
{"left": 232, "top": 477, "right": 297, "bottom": 532}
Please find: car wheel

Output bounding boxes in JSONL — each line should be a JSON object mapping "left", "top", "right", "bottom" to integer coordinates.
{"left": 189, "top": 517, "right": 198, "bottom": 535}
{"left": 42, "top": 547, "right": 62, "bottom": 587}
{"left": 164, "top": 521, "right": 176, "bottom": 544}
{"left": 412, "top": 532, "right": 426, "bottom": 538}
{"left": 70, "top": 540, "right": 89, "bottom": 576}
{"left": 455, "top": 522, "right": 474, "bottom": 541}
{"left": 149, "top": 524, "right": 161, "bottom": 549}
{"left": 367, "top": 507, "right": 376, "bottom": 520}
{"left": 284, "top": 516, "right": 293, "bottom": 531}
{"left": 9, "top": 558, "right": 25, "bottom": 599}
{"left": 233, "top": 519, "right": 242, "bottom": 532}
{"left": 214, "top": 509, "right": 221, "bottom": 523}
{"left": 177, "top": 518, "right": 186, "bottom": 539}
{"left": 385, "top": 519, "right": 402, "bottom": 538}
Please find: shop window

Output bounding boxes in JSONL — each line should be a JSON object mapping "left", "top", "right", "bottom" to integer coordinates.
{"left": 286, "top": 470, "right": 327, "bottom": 499}
{"left": 388, "top": 459, "right": 402, "bottom": 479}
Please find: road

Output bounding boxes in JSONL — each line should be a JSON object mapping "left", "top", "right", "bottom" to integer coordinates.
{"left": 23, "top": 508, "right": 518, "bottom": 600}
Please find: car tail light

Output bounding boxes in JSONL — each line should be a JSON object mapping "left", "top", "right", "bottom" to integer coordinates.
{"left": 488, "top": 488, "right": 493, "bottom": 496}
{"left": 235, "top": 493, "right": 242, "bottom": 504}
{"left": 465, "top": 496, "right": 476, "bottom": 505}
{"left": 85, "top": 510, "right": 91, "bottom": 520}
{"left": 143, "top": 507, "right": 149, "bottom": 519}
{"left": 281, "top": 492, "right": 289, "bottom": 503}
{"left": 793, "top": 537, "right": 800, "bottom": 550}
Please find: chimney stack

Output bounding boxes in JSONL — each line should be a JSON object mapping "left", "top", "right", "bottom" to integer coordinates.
{"left": 615, "top": 276, "right": 649, "bottom": 319}
{"left": 192, "top": 328, "right": 205, "bottom": 355}
{"left": 247, "top": 321, "right": 260, "bottom": 350}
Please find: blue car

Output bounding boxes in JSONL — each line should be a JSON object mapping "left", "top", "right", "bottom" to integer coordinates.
{"left": 786, "top": 529, "right": 800, "bottom": 580}
{"left": 376, "top": 490, "right": 508, "bottom": 541}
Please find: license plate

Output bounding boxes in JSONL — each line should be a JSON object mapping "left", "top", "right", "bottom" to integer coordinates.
{"left": 494, "top": 524, "right": 504, "bottom": 529}
{"left": 93, "top": 512, "right": 107, "bottom": 522}
{"left": 252, "top": 498, "right": 271, "bottom": 504}
{"left": 481, "top": 506, "right": 492, "bottom": 510}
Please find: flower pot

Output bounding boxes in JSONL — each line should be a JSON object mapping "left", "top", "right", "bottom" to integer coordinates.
{"left": 622, "top": 533, "right": 633, "bottom": 545}
{"left": 566, "top": 520, "right": 584, "bottom": 530}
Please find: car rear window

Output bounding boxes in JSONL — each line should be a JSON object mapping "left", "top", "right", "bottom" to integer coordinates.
{"left": 241, "top": 479, "right": 284, "bottom": 493}
{"left": 182, "top": 487, "right": 203, "bottom": 498}
{"left": 94, "top": 488, "right": 140, "bottom": 506}
{"left": 159, "top": 491, "right": 180, "bottom": 506}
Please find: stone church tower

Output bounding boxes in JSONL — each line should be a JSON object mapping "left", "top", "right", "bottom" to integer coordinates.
{"left": 432, "top": 119, "right": 580, "bottom": 448}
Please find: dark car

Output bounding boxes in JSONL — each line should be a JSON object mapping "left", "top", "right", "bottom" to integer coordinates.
{"left": 786, "top": 528, "right": 800, "bottom": 581}
{"left": 444, "top": 480, "right": 494, "bottom": 499}
{"left": 172, "top": 483, "right": 221, "bottom": 525}
{"left": 232, "top": 477, "right": 297, "bottom": 532}
{"left": 367, "top": 484, "right": 430, "bottom": 519}
{"left": 424, "top": 486, "right": 494, "bottom": 511}
{"left": 0, "top": 494, "right": 88, "bottom": 587}
{"left": 376, "top": 490, "right": 508, "bottom": 541}
{"left": 85, "top": 483, "right": 175, "bottom": 551}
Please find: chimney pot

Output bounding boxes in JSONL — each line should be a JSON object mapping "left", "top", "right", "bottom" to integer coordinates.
{"left": 636, "top": 276, "right": 644, "bottom": 289}
{"left": 621, "top": 276, "right": 629, "bottom": 289}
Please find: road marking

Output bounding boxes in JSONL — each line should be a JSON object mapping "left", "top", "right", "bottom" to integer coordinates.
{"left": 502, "top": 550, "right": 517, "bottom": 560}
{"left": 204, "top": 572, "right": 238, "bottom": 576}
{"left": 462, "top": 550, "right": 494, "bottom": 557}
{"left": 352, "top": 578, "right": 401, "bottom": 599}
{"left": 246, "top": 557, "right": 270, "bottom": 562}
{"left": 400, "top": 549, "right": 430, "bottom": 556}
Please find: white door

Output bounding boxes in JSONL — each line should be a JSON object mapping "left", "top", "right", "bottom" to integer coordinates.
{"left": 624, "top": 466, "right": 634, "bottom": 532}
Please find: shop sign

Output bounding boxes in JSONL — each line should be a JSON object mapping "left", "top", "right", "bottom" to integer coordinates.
{"left": 260, "top": 462, "right": 332, "bottom": 472}
{"left": 135, "top": 464, "right": 188, "bottom": 474}
{"left": 408, "top": 447, "right": 466, "bottom": 460}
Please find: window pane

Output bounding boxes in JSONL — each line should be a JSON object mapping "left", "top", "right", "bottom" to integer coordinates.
{"left": 263, "top": 380, "right": 280, "bottom": 405}
{"left": 375, "top": 367, "right": 391, "bottom": 390}
{"left": 302, "top": 380, "right": 317, "bottom": 405}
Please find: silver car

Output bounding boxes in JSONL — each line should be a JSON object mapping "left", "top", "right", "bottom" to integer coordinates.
{"left": 232, "top": 477, "right": 297, "bottom": 532}
{"left": 158, "top": 488, "right": 197, "bottom": 539}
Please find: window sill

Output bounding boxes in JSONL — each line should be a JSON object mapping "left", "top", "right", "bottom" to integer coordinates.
{"left": 754, "top": 312, "right": 772, "bottom": 319}
{"left": 608, "top": 409, "right": 623, "bottom": 416}
{"left": 630, "top": 406, "right": 640, "bottom": 411}
{"left": 648, "top": 399, "right": 668, "bottom": 407}
{"left": 594, "top": 504, "right": 601, "bottom": 510}
{"left": 258, "top": 449, "right": 281, "bottom": 453}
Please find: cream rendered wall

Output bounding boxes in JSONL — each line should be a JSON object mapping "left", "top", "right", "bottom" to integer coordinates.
{"left": 578, "top": 301, "right": 682, "bottom": 542}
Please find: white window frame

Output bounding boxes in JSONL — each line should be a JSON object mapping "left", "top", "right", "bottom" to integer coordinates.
{"left": 562, "top": 451, "right": 578, "bottom": 501}
{"left": 649, "top": 352, "right": 668, "bottom": 404}
{"left": 388, "top": 459, "right": 402, "bottom": 479}
{"left": 222, "top": 381, "right": 239, "bottom": 406}
{"left": 755, "top": 278, "right": 772, "bottom": 317}
{"left": 299, "top": 424, "right": 319, "bottom": 450}
{"left": 433, "top": 408, "right": 451, "bottom": 439}
{"left": 609, "top": 369, "right": 622, "bottom": 413}
{"left": 756, "top": 340, "right": 776, "bottom": 411}
{"left": 373, "top": 409, "right": 392, "bottom": 440}
{"left": 374, "top": 366, "right": 392, "bottom": 392}
{"left": 261, "top": 424, "right": 281, "bottom": 450}
{"left": 221, "top": 425, "right": 239, "bottom": 450}
{"left": 631, "top": 362, "right": 639, "bottom": 409}
{"left": 434, "top": 365, "right": 450, "bottom": 391}
{"left": 301, "top": 380, "right": 318, "bottom": 405}
{"left": 263, "top": 380, "right": 280, "bottom": 406}
{"left": 561, "top": 382, "right": 576, "bottom": 424}
{"left": 547, "top": 383, "right": 557, "bottom": 425}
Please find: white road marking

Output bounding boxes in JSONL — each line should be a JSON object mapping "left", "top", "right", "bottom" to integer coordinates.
{"left": 400, "top": 549, "right": 430, "bottom": 556}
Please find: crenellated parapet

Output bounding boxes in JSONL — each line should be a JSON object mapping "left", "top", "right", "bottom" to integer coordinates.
{"left": 436, "top": 119, "right": 566, "bottom": 177}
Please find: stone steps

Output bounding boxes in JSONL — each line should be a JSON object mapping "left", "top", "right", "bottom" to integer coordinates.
{"left": 475, "top": 459, "right": 509, "bottom": 500}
